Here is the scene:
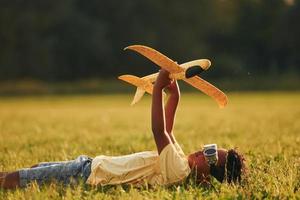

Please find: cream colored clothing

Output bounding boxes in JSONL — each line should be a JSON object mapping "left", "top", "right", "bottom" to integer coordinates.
{"left": 86, "top": 143, "right": 191, "bottom": 186}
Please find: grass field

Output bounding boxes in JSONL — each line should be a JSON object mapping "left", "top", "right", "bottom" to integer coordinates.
{"left": 0, "top": 92, "right": 300, "bottom": 199}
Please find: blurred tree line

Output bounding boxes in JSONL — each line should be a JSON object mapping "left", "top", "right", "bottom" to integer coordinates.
{"left": 0, "top": 0, "right": 299, "bottom": 82}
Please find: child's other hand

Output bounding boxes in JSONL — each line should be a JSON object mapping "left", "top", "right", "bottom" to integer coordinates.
{"left": 154, "top": 69, "right": 172, "bottom": 90}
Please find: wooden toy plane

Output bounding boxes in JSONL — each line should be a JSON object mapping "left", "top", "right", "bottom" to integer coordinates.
{"left": 118, "top": 45, "right": 228, "bottom": 108}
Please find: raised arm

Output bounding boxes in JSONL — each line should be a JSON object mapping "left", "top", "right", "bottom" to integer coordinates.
{"left": 151, "top": 70, "right": 172, "bottom": 154}
{"left": 164, "top": 80, "right": 180, "bottom": 143}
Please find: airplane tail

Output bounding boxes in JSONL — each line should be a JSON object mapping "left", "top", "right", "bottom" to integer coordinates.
{"left": 118, "top": 75, "right": 153, "bottom": 105}
{"left": 130, "top": 86, "right": 166, "bottom": 105}
{"left": 131, "top": 87, "right": 146, "bottom": 105}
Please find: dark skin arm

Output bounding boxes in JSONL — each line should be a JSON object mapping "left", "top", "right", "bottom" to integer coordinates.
{"left": 152, "top": 69, "right": 181, "bottom": 154}
{"left": 164, "top": 80, "right": 180, "bottom": 143}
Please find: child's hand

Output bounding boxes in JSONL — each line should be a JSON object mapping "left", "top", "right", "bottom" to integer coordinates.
{"left": 154, "top": 69, "right": 172, "bottom": 90}
{"left": 165, "top": 80, "right": 180, "bottom": 96}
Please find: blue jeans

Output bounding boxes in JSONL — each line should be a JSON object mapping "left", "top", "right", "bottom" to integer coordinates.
{"left": 19, "top": 155, "right": 92, "bottom": 187}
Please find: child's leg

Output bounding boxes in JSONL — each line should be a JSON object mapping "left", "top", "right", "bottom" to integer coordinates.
{"left": 31, "top": 161, "right": 71, "bottom": 168}
{"left": 20, "top": 155, "right": 92, "bottom": 187}
{"left": 1, "top": 161, "right": 74, "bottom": 188}
{"left": 1, "top": 162, "right": 75, "bottom": 189}
{"left": 1, "top": 155, "right": 92, "bottom": 189}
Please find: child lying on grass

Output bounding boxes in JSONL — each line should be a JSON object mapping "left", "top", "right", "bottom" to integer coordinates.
{"left": 0, "top": 70, "right": 245, "bottom": 189}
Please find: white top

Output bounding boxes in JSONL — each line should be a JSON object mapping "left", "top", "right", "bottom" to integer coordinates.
{"left": 86, "top": 143, "right": 191, "bottom": 186}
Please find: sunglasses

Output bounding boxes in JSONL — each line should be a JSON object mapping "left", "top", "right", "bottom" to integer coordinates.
{"left": 203, "top": 144, "right": 218, "bottom": 165}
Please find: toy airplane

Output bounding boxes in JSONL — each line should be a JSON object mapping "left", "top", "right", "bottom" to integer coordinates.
{"left": 118, "top": 45, "right": 228, "bottom": 108}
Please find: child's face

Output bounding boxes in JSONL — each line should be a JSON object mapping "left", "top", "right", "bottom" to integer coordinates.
{"left": 188, "top": 149, "right": 228, "bottom": 182}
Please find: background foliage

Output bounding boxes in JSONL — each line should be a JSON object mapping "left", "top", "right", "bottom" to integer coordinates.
{"left": 1, "top": 0, "right": 299, "bottom": 82}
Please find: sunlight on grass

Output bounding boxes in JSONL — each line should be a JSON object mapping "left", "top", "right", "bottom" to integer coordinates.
{"left": 0, "top": 92, "right": 300, "bottom": 199}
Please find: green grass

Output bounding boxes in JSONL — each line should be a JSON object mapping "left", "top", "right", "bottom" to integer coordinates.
{"left": 0, "top": 92, "right": 300, "bottom": 199}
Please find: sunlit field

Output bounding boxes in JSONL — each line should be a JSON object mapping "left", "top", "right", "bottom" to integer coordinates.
{"left": 0, "top": 92, "right": 299, "bottom": 199}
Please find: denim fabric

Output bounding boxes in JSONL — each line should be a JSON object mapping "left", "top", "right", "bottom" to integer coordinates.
{"left": 19, "top": 155, "right": 92, "bottom": 187}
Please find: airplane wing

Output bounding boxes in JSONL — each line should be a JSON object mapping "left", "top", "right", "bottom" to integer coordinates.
{"left": 142, "top": 72, "right": 159, "bottom": 83}
{"left": 118, "top": 74, "right": 153, "bottom": 94}
{"left": 119, "top": 74, "right": 168, "bottom": 105}
{"left": 119, "top": 75, "right": 145, "bottom": 87}
{"left": 125, "top": 45, "right": 183, "bottom": 73}
{"left": 124, "top": 45, "right": 228, "bottom": 108}
{"left": 184, "top": 76, "right": 228, "bottom": 108}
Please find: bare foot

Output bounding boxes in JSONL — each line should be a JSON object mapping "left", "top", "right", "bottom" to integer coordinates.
{"left": 0, "top": 171, "right": 21, "bottom": 189}
{"left": 0, "top": 172, "right": 8, "bottom": 177}
{"left": 0, "top": 172, "right": 8, "bottom": 186}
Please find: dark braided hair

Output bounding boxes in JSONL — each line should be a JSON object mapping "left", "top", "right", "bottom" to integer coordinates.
{"left": 226, "top": 148, "right": 245, "bottom": 184}
{"left": 210, "top": 148, "right": 245, "bottom": 184}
